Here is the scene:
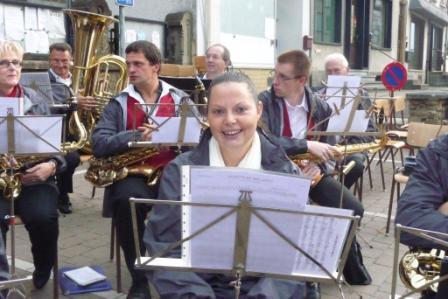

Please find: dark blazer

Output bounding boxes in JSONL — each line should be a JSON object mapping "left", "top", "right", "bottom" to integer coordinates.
{"left": 396, "top": 134, "right": 448, "bottom": 249}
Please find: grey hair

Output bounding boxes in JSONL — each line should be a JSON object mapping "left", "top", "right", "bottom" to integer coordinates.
{"left": 324, "top": 53, "right": 349, "bottom": 69}
{"left": 206, "top": 43, "right": 232, "bottom": 68}
{"left": 209, "top": 72, "right": 258, "bottom": 104}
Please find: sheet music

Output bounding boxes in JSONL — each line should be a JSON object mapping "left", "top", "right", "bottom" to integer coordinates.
{"left": 182, "top": 166, "right": 311, "bottom": 271}
{"left": 150, "top": 116, "right": 202, "bottom": 144}
{"left": 0, "top": 97, "right": 23, "bottom": 116}
{"left": 293, "top": 205, "right": 352, "bottom": 278}
{"left": 325, "top": 75, "right": 361, "bottom": 111}
{"left": 0, "top": 115, "right": 63, "bottom": 155}
{"left": 324, "top": 75, "right": 369, "bottom": 133}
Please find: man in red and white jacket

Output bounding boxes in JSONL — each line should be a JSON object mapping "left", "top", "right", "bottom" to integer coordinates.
{"left": 92, "top": 41, "right": 188, "bottom": 299}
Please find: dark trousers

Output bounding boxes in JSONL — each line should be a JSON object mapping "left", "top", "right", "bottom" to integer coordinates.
{"left": 310, "top": 175, "right": 363, "bottom": 217}
{"left": 0, "top": 183, "right": 59, "bottom": 275}
{"left": 343, "top": 153, "right": 366, "bottom": 189}
{"left": 56, "top": 151, "right": 80, "bottom": 195}
{"left": 109, "top": 176, "right": 155, "bottom": 284}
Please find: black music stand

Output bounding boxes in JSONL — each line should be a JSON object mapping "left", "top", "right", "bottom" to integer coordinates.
{"left": 130, "top": 167, "right": 360, "bottom": 299}
{"left": 128, "top": 100, "right": 207, "bottom": 149}
{"left": 0, "top": 110, "right": 63, "bottom": 298}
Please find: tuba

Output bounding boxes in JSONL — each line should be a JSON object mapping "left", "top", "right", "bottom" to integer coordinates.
{"left": 399, "top": 248, "right": 444, "bottom": 293}
{"left": 64, "top": 9, "right": 128, "bottom": 154}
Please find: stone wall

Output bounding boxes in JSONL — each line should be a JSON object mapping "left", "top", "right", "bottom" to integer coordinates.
{"left": 407, "top": 92, "right": 448, "bottom": 124}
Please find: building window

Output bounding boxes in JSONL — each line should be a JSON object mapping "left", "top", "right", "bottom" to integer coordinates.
{"left": 408, "top": 15, "right": 424, "bottom": 70}
{"left": 371, "top": 0, "right": 392, "bottom": 48}
{"left": 314, "top": 0, "right": 342, "bottom": 44}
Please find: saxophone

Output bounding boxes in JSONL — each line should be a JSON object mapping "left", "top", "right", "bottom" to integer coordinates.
{"left": 289, "top": 135, "right": 388, "bottom": 186}
{"left": 289, "top": 137, "right": 387, "bottom": 164}
{"left": 399, "top": 248, "right": 443, "bottom": 293}
{"left": 84, "top": 147, "right": 160, "bottom": 188}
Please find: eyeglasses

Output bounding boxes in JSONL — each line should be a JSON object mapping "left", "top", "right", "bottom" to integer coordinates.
{"left": 270, "top": 70, "right": 301, "bottom": 82}
{"left": 0, "top": 59, "right": 22, "bottom": 69}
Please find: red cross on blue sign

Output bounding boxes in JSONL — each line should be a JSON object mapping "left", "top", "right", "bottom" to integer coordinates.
{"left": 381, "top": 62, "right": 408, "bottom": 92}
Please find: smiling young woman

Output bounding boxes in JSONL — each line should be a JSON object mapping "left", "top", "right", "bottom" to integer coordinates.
{"left": 144, "top": 72, "right": 308, "bottom": 298}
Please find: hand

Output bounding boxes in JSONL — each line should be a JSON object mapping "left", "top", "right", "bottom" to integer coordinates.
{"left": 438, "top": 202, "right": 448, "bottom": 216}
{"left": 138, "top": 123, "right": 158, "bottom": 141}
{"left": 76, "top": 94, "right": 97, "bottom": 111}
{"left": 307, "top": 141, "right": 337, "bottom": 162}
{"left": 21, "top": 162, "right": 55, "bottom": 185}
{"left": 300, "top": 162, "right": 322, "bottom": 178}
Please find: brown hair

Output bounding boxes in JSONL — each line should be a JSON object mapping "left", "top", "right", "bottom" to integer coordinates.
{"left": 125, "top": 40, "right": 161, "bottom": 66}
{"left": 277, "top": 50, "right": 311, "bottom": 78}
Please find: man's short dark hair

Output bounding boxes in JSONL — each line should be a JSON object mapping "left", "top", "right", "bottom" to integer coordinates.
{"left": 49, "top": 42, "right": 72, "bottom": 55}
{"left": 125, "top": 40, "right": 161, "bottom": 65}
{"left": 277, "top": 50, "right": 311, "bottom": 78}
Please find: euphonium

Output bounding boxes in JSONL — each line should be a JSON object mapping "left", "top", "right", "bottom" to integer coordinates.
{"left": 85, "top": 147, "right": 160, "bottom": 188}
{"left": 64, "top": 9, "right": 128, "bottom": 154}
{"left": 399, "top": 248, "right": 444, "bottom": 293}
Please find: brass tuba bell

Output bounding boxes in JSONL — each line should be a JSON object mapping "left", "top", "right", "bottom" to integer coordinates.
{"left": 64, "top": 9, "right": 128, "bottom": 154}
{"left": 399, "top": 248, "right": 444, "bottom": 293}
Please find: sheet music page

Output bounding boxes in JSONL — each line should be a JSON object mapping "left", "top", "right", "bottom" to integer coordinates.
{"left": 182, "top": 166, "right": 310, "bottom": 272}
{"left": 292, "top": 205, "right": 353, "bottom": 278}
{"left": 327, "top": 109, "right": 369, "bottom": 133}
{"left": 324, "top": 75, "right": 368, "bottom": 133}
{"left": 14, "top": 116, "right": 62, "bottom": 154}
{"left": 151, "top": 116, "right": 202, "bottom": 144}
{"left": 325, "top": 75, "right": 361, "bottom": 112}
{"left": 0, "top": 97, "right": 23, "bottom": 116}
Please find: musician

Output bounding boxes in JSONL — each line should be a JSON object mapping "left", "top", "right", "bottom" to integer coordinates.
{"left": 258, "top": 50, "right": 372, "bottom": 286}
{"left": 203, "top": 43, "right": 231, "bottom": 80}
{"left": 48, "top": 42, "right": 95, "bottom": 214}
{"left": 0, "top": 40, "right": 66, "bottom": 289}
{"left": 320, "top": 53, "right": 376, "bottom": 189}
{"left": 92, "top": 40, "right": 189, "bottom": 298}
{"left": 144, "top": 72, "right": 308, "bottom": 298}
{"left": 395, "top": 134, "right": 448, "bottom": 299}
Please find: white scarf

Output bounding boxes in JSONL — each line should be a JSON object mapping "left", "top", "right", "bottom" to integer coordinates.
{"left": 209, "top": 131, "right": 262, "bottom": 170}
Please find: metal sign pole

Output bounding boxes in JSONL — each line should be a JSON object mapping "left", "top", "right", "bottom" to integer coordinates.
{"left": 119, "top": 5, "right": 125, "bottom": 56}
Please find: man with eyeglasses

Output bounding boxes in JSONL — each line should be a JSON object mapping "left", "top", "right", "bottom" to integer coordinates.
{"left": 0, "top": 40, "right": 66, "bottom": 290}
{"left": 92, "top": 40, "right": 189, "bottom": 299}
{"left": 258, "top": 50, "right": 372, "bottom": 297}
{"left": 48, "top": 42, "right": 95, "bottom": 214}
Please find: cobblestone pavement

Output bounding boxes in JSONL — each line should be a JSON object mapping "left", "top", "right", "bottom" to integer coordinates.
{"left": 6, "top": 151, "right": 418, "bottom": 299}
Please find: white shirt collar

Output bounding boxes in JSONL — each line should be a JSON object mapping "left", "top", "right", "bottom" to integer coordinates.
{"left": 284, "top": 93, "right": 308, "bottom": 112}
{"left": 50, "top": 69, "right": 72, "bottom": 87}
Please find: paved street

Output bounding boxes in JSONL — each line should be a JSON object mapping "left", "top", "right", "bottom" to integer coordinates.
{"left": 7, "top": 148, "right": 419, "bottom": 299}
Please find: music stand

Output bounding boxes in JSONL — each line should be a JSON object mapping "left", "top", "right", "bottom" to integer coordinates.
{"left": 130, "top": 167, "right": 360, "bottom": 299}
{"left": 128, "top": 100, "right": 207, "bottom": 149}
{"left": 391, "top": 224, "right": 448, "bottom": 299}
{"left": 313, "top": 80, "right": 385, "bottom": 210}
{"left": 19, "top": 73, "right": 55, "bottom": 106}
{"left": 0, "top": 110, "right": 63, "bottom": 298}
